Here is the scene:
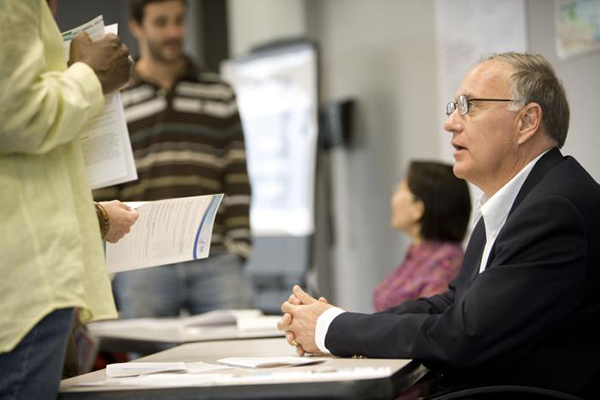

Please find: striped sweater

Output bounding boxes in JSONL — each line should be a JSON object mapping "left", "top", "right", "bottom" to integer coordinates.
{"left": 94, "top": 58, "right": 251, "bottom": 260}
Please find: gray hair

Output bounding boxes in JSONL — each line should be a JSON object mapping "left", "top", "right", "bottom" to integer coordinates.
{"left": 483, "top": 52, "right": 570, "bottom": 148}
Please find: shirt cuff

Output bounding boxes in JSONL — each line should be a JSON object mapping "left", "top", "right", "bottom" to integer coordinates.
{"left": 64, "top": 62, "right": 105, "bottom": 117}
{"left": 316, "top": 307, "right": 345, "bottom": 354}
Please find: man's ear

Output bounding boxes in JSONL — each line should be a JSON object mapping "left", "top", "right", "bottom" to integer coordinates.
{"left": 129, "top": 20, "right": 142, "bottom": 40}
{"left": 516, "top": 102, "right": 543, "bottom": 145}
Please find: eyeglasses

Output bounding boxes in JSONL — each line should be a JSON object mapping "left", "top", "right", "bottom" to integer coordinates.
{"left": 446, "top": 95, "right": 515, "bottom": 116}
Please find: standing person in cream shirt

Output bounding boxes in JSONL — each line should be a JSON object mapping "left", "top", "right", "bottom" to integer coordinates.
{"left": 0, "top": 1, "right": 134, "bottom": 398}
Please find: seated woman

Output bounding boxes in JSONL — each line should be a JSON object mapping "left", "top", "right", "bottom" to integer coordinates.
{"left": 373, "top": 161, "right": 471, "bottom": 311}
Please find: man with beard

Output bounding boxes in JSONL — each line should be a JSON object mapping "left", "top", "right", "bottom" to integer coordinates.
{"left": 94, "top": 0, "right": 253, "bottom": 319}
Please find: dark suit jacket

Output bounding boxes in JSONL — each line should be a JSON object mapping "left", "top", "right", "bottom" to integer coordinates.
{"left": 326, "top": 149, "right": 600, "bottom": 398}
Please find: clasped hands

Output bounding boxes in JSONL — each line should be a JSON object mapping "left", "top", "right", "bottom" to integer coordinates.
{"left": 277, "top": 285, "right": 334, "bottom": 356}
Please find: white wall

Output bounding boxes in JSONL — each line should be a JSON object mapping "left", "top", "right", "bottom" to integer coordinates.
{"left": 528, "top": 0, "right": 600, "bottom": 181}
{"left": 227, "top": 0, "right": 307, "bottom": 57}
{"left": 305, "top": 0, "right": 439, "bottom": 311}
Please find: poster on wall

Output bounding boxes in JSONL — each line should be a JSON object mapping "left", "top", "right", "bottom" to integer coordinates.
{"left": 221, "top": 42, "right": 318, "bottom": 237}
{"left": 435, "top": 0, "right": 528, "bottom": 163}
{"left": 555, "top": 0, "right": 600, "bottom": 60}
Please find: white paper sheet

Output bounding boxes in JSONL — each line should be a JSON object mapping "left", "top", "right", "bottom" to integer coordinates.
{"left": 217, "top": 356, "right": 327, "bottom": 368}
{"left": 64, "top": 366, "right": 393, "bottom": 388}
{"left": 236, "top": 315, "right": 280, "bottom": 332}
{"left": 106, "top": 361, "right": 230, "bottom": 378}
{"left": 182, "top": 309, "right": 263, "bottom": 328}
{"left": 105, "top": 194, "right": 223, "bottom": 273}
{"left": 61, "top": 16, "right": 137, "bottom": 190}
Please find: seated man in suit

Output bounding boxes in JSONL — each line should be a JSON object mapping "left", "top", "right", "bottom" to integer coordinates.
{"left": 277, "top": 52, "right": 600, "bottom": 399}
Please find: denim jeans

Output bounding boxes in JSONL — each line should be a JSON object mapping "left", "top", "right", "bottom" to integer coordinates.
{"left": 0, "top": 308, "right": 74, "bottom": 400}
{"left": 113, "top": 253, "right": 254, "bottom": 318}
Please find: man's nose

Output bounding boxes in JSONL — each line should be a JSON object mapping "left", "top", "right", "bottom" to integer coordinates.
{"left": 166, "top": 23, "right": 184, "bottom": 38}
{"left": 443, "top": 110, "right": 462, "bottom": 134}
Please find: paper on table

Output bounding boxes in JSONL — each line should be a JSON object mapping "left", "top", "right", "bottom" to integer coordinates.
{"left": 182, "top": 309, "right": 263, "bottom": 328}
{"left": 66, "top": 366, "right": 393, "bottom": 388}
{"left": 106, "top": 194, "right": 223, "bottom": 273}
{"left": 61, "top": 16, "right": 137, "bottom": 190}
{"left": 106, "top": 361, "right": 230, "bottom": 378}
{"left": 217, "top": 356, "right": 327, "bottom": 368}
{"left": 236, "top": 315, "right": 280, "bottom": 332}
{"left": 106, "top": 362, "right": 186, "bottom": 378}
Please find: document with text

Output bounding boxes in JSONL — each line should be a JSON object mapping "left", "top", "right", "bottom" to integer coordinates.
{"left": 105, "top": 194, "right": 223, "bottom": 273}
{"left": 61, "top": 16, "right": 137, "bottom": 189}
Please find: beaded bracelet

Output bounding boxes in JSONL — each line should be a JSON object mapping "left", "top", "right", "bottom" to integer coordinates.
{"left": 94, "top": 202, "right": 110, "bottom": 239}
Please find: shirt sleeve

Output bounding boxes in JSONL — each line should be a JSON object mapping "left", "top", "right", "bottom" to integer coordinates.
{"left": 0, "top": 0, "right": 104, "bottom": 155}
{"left": 316, "top": 307, "right": 345, "bottom": 354}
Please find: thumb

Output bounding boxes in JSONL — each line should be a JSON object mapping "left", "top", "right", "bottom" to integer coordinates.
{"left": 75, "top": 31, "right": 92, "bottom": 42}
{"left": 293, "top": 285, "right": 315, "bottom": 304}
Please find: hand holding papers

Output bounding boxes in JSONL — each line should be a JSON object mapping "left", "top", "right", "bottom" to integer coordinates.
{"left": 105, "top": 194, "right": 223, "bottom": 273}
{"left": 61, "top": 16, "right": 137, "bottom": 190}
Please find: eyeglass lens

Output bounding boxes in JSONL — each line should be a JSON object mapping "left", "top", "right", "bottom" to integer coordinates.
{"left": 446, "top": 95, "right": 469, "bottom": 116}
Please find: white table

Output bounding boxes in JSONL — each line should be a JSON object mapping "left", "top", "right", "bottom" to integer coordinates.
{"left": 87, "top": 316, "right": 284, "bottom": 355}
{"left": 60, "top": 338, "right": 427, "bottom": 400}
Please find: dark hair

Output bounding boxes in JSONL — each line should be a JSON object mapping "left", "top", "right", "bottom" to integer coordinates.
{"left": 406, "top": 161, "right": 471, "bottom": 242}
{"left": 129, "top": 0, "right": 187, "bottom": 24}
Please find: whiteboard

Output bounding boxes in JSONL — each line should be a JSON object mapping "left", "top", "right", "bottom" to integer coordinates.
{"left": 221, "top": 42, "right": 318, "bottom": 236}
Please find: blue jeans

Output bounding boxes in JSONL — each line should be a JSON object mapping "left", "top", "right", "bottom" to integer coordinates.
{"left": 113, "top": 254, "right": 254, "bottom": 318}
{"left": 0, "top": 308, "right": 74, "bottom": 400}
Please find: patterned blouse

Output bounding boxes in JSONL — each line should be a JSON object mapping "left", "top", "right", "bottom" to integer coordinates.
{"left": 373, "top": 241, "right": 464, "bottom": 312}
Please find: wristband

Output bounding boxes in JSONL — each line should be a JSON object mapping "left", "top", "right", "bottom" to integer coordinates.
{"left": 94, "top": 202, "right": 110, "bottom": 239}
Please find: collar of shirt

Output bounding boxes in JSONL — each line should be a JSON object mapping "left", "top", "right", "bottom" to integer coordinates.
{"left": 472, "top": 150, "right": 549, "bottom": 272}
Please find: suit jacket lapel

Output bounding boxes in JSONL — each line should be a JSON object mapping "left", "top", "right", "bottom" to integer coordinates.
{"left": 483, "top": 148, "right": 565, "bottom": 270}
{"left": 508, "top": 148, "right": 564, "bottom": 217}
{"left": 462, "top": 148, "right": 565, "bottom": 278}
{"left": 462, "top": 217, "right": 487, "bottom": 280}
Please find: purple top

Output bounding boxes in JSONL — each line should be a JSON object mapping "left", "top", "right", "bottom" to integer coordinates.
{"left": 373, "top": 241, "right": 464, "bottom": 312}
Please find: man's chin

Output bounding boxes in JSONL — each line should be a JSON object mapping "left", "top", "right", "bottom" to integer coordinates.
{"left": 156, "top": 55, "right": 183, "bottom": 65}
{"left": 150, "top": 48, "right": 183, "bottom": 64}
{"left": 452, "top": 163, "right": 468, "bottom": 180}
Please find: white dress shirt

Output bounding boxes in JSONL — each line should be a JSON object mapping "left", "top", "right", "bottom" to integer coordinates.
{"left": 475, "top": 150, "right": 547, "bottom": 273}
{"left": 314, "top": 151, "right": 549, "bottom": 355}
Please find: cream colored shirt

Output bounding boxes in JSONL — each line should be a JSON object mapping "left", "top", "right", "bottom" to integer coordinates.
{"left": 0, "top": 0, "right": 117, "bottom": 352}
